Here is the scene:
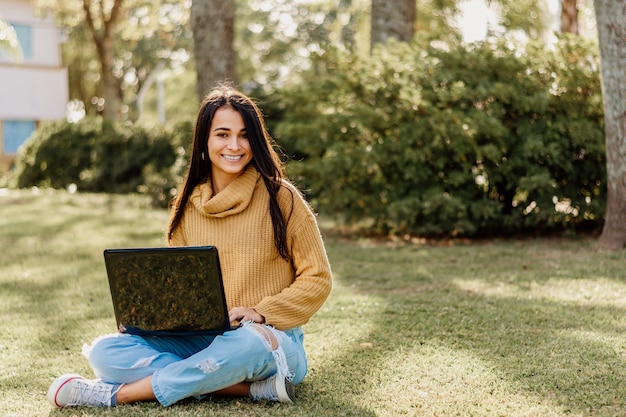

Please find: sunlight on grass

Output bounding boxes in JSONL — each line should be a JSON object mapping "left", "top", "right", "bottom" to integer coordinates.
{"left": 367, "top": 344, "right": 568, "bottom": 416}
{"left": 454, "top": 277, "right": 626, "bottom": 307}
{"left": 3, "top": 190, "right": 626, "bottom": 416}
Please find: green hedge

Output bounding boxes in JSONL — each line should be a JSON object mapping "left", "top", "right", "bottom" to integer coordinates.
{"left": 12, "top": 118, "right": 193, "bottom": 207}
{"left": 270, "top": 35, "right": 605, "bottom": 237}
{"left": 11, "top": 35, "right": 606, "bottom": 238}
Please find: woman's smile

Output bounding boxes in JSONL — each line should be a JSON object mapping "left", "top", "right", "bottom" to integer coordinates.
{"left": 222, "top": 154, "right": 244, "bottom": 161}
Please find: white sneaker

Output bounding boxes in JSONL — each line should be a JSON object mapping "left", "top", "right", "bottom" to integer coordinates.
{"left": 47, "top": 374, "right": 119, "bottom": 407}
{"left": 249, "top": 374, "right": 295, "bottom": 403}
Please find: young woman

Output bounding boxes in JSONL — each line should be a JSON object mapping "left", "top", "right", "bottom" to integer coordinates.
{"left": 48, "top": 85, "right": 332, "bottom": 407}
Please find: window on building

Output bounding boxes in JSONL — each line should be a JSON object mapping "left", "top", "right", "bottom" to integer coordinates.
{"left": 3, "top": 120, "right": 36, "bottom": 154}
{"left": 11, "top": 23, "right": 33, "bottom": 58}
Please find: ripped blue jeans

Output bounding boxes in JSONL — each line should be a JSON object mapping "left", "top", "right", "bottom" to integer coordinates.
{"left": 86, "top": 324, "right": 308, "bottom": 406}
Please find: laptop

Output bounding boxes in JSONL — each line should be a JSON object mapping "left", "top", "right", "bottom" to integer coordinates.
{"left": 103, "top": 246, "right": 235, "bottom": 336}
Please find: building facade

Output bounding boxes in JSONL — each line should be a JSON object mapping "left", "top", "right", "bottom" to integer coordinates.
{"left": 0, "top": 0, "right": 68, "bottom": 169}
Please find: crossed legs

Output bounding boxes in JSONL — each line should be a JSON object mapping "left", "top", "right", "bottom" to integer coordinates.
{"left": 114, "top": 324, "right": 278, "bottom": 404}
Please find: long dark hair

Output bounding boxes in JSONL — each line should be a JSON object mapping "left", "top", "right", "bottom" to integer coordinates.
{"left": 167, "top": 85, "right": 290, "bottom": 260}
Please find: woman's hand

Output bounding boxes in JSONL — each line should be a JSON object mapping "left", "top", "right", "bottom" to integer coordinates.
{"left": 229, "top": 306, "right": 265, "bottom": 326}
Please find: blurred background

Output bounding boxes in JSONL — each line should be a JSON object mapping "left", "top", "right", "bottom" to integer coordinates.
{"left": 0, "top": 0, "right": 614, "bottom": 242}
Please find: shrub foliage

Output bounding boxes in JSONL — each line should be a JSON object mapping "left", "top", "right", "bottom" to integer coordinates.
{"left": 12, "top": 36, "right": 605, "bottom": 237}
{"left": 12, "top": 118, "right": 193, "bottom": 206}
{"left": 271, "top": 35, "right": 605, "bottom": 237}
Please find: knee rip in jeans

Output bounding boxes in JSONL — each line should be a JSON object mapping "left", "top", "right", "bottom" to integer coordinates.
{"left": 249, "top": 323, "right": 279, "bottom": 350}
{"left": 244, "top": 323, "right": 294, "bottom": 381}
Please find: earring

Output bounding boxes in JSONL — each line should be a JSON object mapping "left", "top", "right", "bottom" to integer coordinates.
{"left": 201, "top": 152, "right": 205, "bottom": 161}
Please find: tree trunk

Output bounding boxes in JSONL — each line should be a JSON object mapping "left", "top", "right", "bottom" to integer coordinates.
{"left": 190, "top": 0, "right": 236, "bottom": 100}
{"left": 594, "top": 0, "right": 626, "bottom": 251}
{"left": 82, "top": 0, "right": 124, "bottom": 121}
{"left": 100, "top": 33, "right": 121, "bottom": 120}
{"left": 560, "top": 0, "right": 579, "bottom": 34}
{"left": 370, "top": 0, "right": 416, "bottom": 50}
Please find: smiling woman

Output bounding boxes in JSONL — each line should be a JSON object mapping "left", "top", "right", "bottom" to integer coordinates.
{"left": 46, "top": 85, "right": 333, "bottom": 409}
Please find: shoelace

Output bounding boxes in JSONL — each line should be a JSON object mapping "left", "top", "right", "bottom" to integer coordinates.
{"left": 68, "top": 379, "right": 115, "bottom": 406}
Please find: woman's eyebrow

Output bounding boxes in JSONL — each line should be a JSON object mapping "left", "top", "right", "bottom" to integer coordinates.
{"left": 212, "top": 127, "right": 247, "bottom": 132}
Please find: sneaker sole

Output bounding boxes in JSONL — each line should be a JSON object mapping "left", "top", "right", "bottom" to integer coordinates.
{"left": 275, "top": 378, "right": 295, "bottom": 403}
{"left": 47, "top": 374, "right": 84, "bottom": 407}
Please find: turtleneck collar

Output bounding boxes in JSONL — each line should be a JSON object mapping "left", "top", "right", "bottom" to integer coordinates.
{"left": 190, "top": 166, "right": 261, "bottom": 218}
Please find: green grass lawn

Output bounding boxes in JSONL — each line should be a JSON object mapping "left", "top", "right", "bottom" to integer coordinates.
{"left": 2, "top": 188, "right": 626, "bottom": 417}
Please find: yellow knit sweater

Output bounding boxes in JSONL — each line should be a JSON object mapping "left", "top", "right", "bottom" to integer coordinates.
{"left": 168, "top": 166, "right": 332, "bottom": 330}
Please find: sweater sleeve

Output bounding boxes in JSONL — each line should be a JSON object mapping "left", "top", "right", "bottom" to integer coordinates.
{"left": 253, "top": 192, "right": 332, "bottom": 330}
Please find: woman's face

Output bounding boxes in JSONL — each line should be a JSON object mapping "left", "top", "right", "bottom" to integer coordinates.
{"left": 207, "top": 106, "right": 253, "bottom": 193}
